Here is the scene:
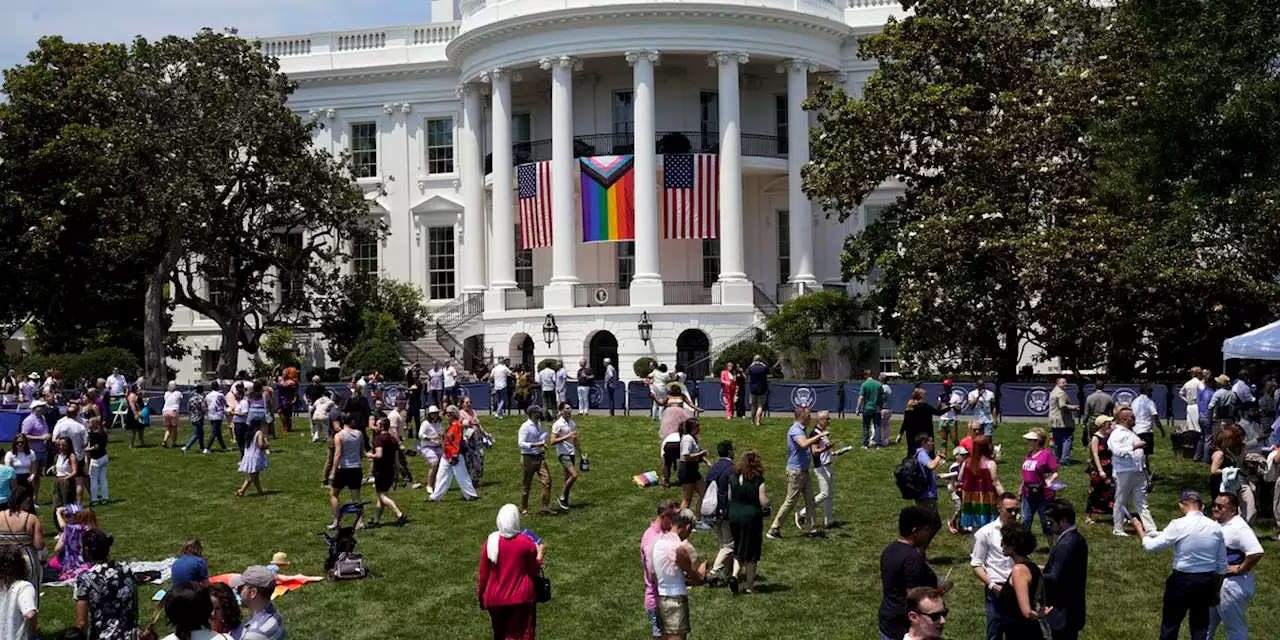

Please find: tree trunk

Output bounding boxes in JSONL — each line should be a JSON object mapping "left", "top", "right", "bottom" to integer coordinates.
{"left": 217, "top": 320, "right": 240, "bottom": 380}
{"left": 143, "top": 270, "right": 168, "bottom": 386}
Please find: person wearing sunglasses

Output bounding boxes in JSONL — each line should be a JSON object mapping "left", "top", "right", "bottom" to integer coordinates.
{"left": 1207, "top": 492, "right": 1263, "bottom": 640}
{"left": 231, "top": 566, "right": 284, "bottom": 640}
{"left": 969, "top": 492, "right": 1021, "bottom": 640}
{"left": 904, "top": 587, "right": 947, "bottom": 640}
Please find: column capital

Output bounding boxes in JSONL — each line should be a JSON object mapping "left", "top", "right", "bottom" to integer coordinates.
{"left": 455, "top": 83, "right": 479, "bottom": 98}
{"left": 479, "top": 68, "right": 522, "bottom": 83}
{"left": 382, "top": 103, "right": 395, "bottom": 115}
{"left": 625, "top": 49, "right": 662, "bottom": 66}
{"left": 538, "top": 56, "right": 583, "bottom": 72}
{"left": 707, "top": 51, "right": 749, "bottom": 67}
{"left": 818, "top": 70, "right": 848, "bottom": 85}
{"left": 776, "top": 58, "right": 819, "bottom": 75}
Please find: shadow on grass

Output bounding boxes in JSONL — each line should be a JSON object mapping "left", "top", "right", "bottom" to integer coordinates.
{"left": 749, "top": 582, "right": 792, "bottom": 594}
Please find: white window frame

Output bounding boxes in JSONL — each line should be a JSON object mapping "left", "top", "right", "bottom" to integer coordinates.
{"left": 427, "top": 226, "right": 457, "bottom": 300}
{"left": 777, "top": 210, "right": 790, "bottom": 286}
{"left": 423, "top": 115, "right": 456, "bottom": 176}
{"left": 349, "top": 121, "right": 379, "bottom": 179}
{"left": 352, "top": 238, "right": 380, "bottom": 279}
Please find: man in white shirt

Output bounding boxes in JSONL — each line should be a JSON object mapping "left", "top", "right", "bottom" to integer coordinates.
{"left": 1131, "top": 382, "right": 1165, "bottom": 487}
{"left": 310, "top": 394, "right": 335, "bottom": 443}
{"left": 517, "top": 405, "right": 553, "bottom": 515}
{"left": 18, "top": 374, "right": 38, "bottom": 404}
{"left": 1141, "top": 490, "right": 1227, "bottom": 640}
{"left": 538, "top": 364, "right": 558, "bottom": 421}
{"left": 936, "top": 380, "right": 965, "bottom": 456}
{"left": 550, "top": 402, "right": 582, "bottom": 510}
{"left": 904, "top": 587, "right": 948, "bottom": 640}
{"left": 106, "top": 368, "right": 128, "bottom": 399}
{"left": 1180, "top": 367, "right": 1205, "bottom": 434}
{"left": 1208, "top": 492, "right": 1263, "bottom": 640}
{"left": 53, "top": 404, "right": 89, "bottom": 503}
{"left": 970, "top": 492, "right": 1020, "bottom": 640}
{"left": 603, "top": 358, "right": 618, "bottom": 417}
{"left": 441, "top": 359, "right": 458, "bottom": 408}
{"left": 555, "top": 365, "right": 568, "bottom": 405}
{"left": 1231, "top": 370, "right": 1254, "bottom": 406}
{"left": 488, "top": 358, "right": 511, "bottom": 419}
{"left": 967, "top": 379, "right": 998, "bottom": 436}
{"left": 1108, "top": 406, "right": 1157, "bottom": 537}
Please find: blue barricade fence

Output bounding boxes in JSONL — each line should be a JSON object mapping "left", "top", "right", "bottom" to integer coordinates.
{"left": 998, "top": 383, "right": 1079, "bottom": 418}
{"left": 1081, "top": 384, "right": 1168, "bottom": 418}
{"left": 0, "top": 411, "right": 27, "bottom": 442}
{"left": 628, "top": 381, "right": 652, "bottom": 412}
{"left": 696, "top": 381, "right": 725, "bottom": 412}
{"left": 765, "top": 382, "right": 841, "bottom": 413}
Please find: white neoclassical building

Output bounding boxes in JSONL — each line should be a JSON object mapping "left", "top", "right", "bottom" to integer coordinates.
{"left": 170, "top": 0, "right": 916, "bottom": 383}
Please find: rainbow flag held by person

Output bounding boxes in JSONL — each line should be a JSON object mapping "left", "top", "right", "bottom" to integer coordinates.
{"left": 579, "top": 155, "right": 636, "bottom": 242}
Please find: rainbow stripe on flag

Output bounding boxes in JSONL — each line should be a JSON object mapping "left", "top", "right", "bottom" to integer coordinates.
{"left": 579, "top": 155, "right": 635, "bottom": 242}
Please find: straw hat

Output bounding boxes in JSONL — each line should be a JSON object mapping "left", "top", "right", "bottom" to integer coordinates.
{"left": 271, "top": 552, "right": 290, "bottom": 566}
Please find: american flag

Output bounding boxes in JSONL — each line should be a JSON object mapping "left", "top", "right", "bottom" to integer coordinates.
{"left": 517, "top": 161, "right": 552, "bottom": 249}
{"left": 663, "top": 153, "right": 718, "bottom": 239}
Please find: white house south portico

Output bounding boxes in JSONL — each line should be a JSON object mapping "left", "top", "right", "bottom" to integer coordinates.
{"left": 168, "top": 0, "right": 910, "bottom": 383}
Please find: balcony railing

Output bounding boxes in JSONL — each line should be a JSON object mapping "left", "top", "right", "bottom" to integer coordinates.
{"left": 574, "top": 283, "right": 630, "bottom": 307}
{"left": 664, "top": 281, "right": 714, "bottom": 305}
{"left": 257, "top": 23, "right": 460, "bottom": 58}
{"left": 504, "top": 286, "right": 544, "bottom": 310}
{"left": 486, "top": 131, "right": 783, "bottom": 172}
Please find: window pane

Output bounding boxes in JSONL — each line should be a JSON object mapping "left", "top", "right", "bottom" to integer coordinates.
{"left": 777, "top": 211, "right": 790, "bottom": 284}
{"left": 426, "top": 117, "right": 454, "bottom": 174}
{"left": 512, "top": 114, "right": 532, "bottom": 145}
{"left": 428, "top": 226, "right": 456, "bottom": 300}
{"left": 702, "top": 239, "right": 720, "bottom": 288}
{"left": 776, "top": 94, "right": 789, "bottom": 155}
{"left": 699, "top": 92, "right": 719, "bottom": 139}
{"left": 351, "top": 123, "right": 378, "bottom": 178}
{"left": 613, "top": 91, "right": 634, "bottom": 135}
{"left": 617, "top": 241, "right": 635, "bottom": 289}
{"left": 514, "top": 223, "right": 533, "bottom": 293}
{"left": 353, "top": 239, "right": 379, "bottom": 279}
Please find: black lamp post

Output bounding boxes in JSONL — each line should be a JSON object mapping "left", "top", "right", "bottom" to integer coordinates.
{"left": 542, "top": 314, "right": 558, "bottom": 347}
{"left": 638, "top": 311, "right": 653, "bottom": 345}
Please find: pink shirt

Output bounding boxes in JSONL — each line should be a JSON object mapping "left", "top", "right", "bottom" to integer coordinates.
{"left": 1020, "top": 448, "right": 1058, "bottom": 499}
{"left": 641, "top": 521, "right": 662, "bottom": 610}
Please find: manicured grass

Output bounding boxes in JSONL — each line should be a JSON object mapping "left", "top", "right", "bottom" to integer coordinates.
{"left": 28, "top": 415, "right": 1280, "bottom": 639}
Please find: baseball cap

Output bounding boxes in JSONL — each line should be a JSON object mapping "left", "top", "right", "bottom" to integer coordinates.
{"left": 952, "top": 446, "right": 969, "bottom": 456}
{"left": 230, "top": 565, "right": 276, "bottom": 589}
{"left": 1179, "top": 489, "right": 1204, "bottom": 504}
{"left": 1094, "top": 415, "right": 1114, "bottom": 427}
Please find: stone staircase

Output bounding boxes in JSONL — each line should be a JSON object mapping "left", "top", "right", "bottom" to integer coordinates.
{"left": 398, "top": 292, "right": 486, "bottom": 370}
{"left": 399, "top": 336, "right": 455, "bottom": 368}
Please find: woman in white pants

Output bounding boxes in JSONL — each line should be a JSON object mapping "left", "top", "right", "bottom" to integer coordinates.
{"left": 428, "top": 406, "right": 478, "bottom": 501}
{"left": 799, "top": 410, "right": 837, "bottom": 529}
{"left": 310, "top": 395, "right": 335, "bottom": 443}
{"left": 86, "top": 417, "right": 110, "bottom": 505}
{"left": 1108, "top": 407, "right": 1157, "bottom": 536}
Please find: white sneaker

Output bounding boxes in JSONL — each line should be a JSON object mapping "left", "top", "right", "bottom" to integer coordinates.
{"left": 795, "top": 509, "right": 807, "bottom": 530}
{"left": 180, "top": 446, "right": 188, "bottom": 454}
{"left": 202, "top": 449, "right": 210, "bottom": 455}
{"left": 694, "top": 521, "right": 712, "bottom": 531}
{"left": 1113, "top": 530, "right": 1129, "bottom": 537}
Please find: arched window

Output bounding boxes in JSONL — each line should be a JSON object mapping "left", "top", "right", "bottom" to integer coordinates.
{"left": 676, "top": 329, "right": 711, "bottom": 381}
{"left": 589, "top": 331, "right": 619, "bottom": 380}
{"left": 510, "top": 334, "right": 535, "bottom": 370}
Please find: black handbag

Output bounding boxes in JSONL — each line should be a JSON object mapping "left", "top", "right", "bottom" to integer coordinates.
{"left": 535, "top": 570, "right": 552, "bottom": 603}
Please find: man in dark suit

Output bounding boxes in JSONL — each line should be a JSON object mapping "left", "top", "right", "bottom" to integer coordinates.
{"left": 1043, "top": 499, "right": 1089, "bottom": 640}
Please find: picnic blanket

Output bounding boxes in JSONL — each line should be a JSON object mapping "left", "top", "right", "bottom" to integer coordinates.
{"left": 45, "top": 557, "right": 176, "bottom": 588}
{"left": 632, "top": 471, "right": 659, "bottom": 487}
{"left": 210, "top": 573, "right": 325, "bottom": 600}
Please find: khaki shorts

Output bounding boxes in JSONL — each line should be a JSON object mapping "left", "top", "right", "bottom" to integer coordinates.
{"left": 655, "top": 595, "right": 691, "bottom": 635}
{"left": 557, "top": 454, "right": 576, "bottom": 470}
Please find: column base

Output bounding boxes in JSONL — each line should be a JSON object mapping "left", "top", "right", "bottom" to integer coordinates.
{"left": 544, "top": 283, "right": 576, "bottom": 310}
{"left": 629, "top": 279, "right": 664, "bottom": 307}
{"left": 462, "top": 285, "right": 487, "bottom": 294}
{"left": 718, "top": 279, "right": 753, "bottom": 306}
{"left": 484, "top": 288, "right": 509, "bottom": 312}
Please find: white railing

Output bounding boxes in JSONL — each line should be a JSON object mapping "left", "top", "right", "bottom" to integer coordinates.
{"left": 257, "top": 23, "right": 461, "bottom": 58}
{"left": 460, "top": 0, "right": 846, "bottom": 24}
{"left": 847, "top": 0, "right": 898, "bottom": 7}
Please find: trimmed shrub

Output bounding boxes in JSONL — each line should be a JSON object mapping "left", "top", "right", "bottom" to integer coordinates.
{"left": 17, "top": 347, "right": 140, "bottom": 386}
{"left": 536, "top": 358, "right": 561, "bottom": 372}
{"left": 711, "top": 341, "right": 777, "bottom": 376}
{"left": 340, "top": 311, "right": 404, "bottom": 379}
{"left": 633, "top": 356, "right": 658, "bottom": 379}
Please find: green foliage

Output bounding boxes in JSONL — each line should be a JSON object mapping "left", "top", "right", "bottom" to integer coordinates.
{"left": 712, "top": 341, "right": 778, "bottom": 375}
{"left": 536, "top": 359, "right": 562, "bottom": 373}
{"left": 765, "top": 292, "right": 867, "bottom": 378}
{"left": 261, "top": 328, "right": 302, "bottom": 371}
{"left": 17, "top": 347, "right": 140, "bottom": 385}
{"left": 340, "top": 312, "right": 403, "bottom": 378}
{"left": 632, "top": 357, "right": 657, "bottom": 378}
{"left": 315, "top": 276, "right": 429, "bottom": 362}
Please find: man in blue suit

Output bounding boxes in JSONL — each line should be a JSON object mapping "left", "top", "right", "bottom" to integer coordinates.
{"left": 1043, "top": 499, "right": 1089, "bottom": 640}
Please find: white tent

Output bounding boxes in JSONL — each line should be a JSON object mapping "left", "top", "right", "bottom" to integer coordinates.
{"left": 1222, "top": 319, "right": 1280, "bottom": 360}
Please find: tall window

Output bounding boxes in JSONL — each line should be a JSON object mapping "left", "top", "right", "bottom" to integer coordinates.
{"left": 428, "top": 226, "right": 456, "bottom": 299}
{"left": 777, "top": 210, "right": 790, "bottom": 285}
{"left": 278, "top": 232, "right": 305, "bottom": 305}
{"left": 205, "top": 255, "right": 232, "bottom": 310}
{"left": 512, "top": 113, "right": 532, "bottom": 145}
{"left": 425, "top": 117, "right": 454, "bottom": 174}
{"left": 353, "top": 239, "right": 379, "bottom": 279}
{"left": 879, "top": 338, "right": 900, "bottom": 374}
{"left": 775, "top": 94, "right": 789, "bottom": 155}
{"left": 699, "top": 91, "right": 719, "bottom": 148}
{"left": 514, "top": 223, "right": 533, "bottom": 294}
{"left": 617, "top": 241, "right": 635, "bottom": 289}
{"left": 613, "top": 91, "right": 634, "bottom": 134}
{"left": 701, "top": 239, "right": 720, "bottom": 288}
{"left": 350, "top": 122, "right": 378, "bottom": 178}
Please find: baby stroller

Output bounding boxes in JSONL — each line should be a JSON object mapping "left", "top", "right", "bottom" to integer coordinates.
{"left": 321, "top": 502, "right": 370, "bottom": 580}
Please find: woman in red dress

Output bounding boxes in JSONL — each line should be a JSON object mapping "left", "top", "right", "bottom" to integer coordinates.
{"left": 478, "top": 504, "right": 546, "bottom": 640}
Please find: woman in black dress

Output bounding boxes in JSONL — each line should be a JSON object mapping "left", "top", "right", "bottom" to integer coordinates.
{"left": 1085, "top": 416, "right": 1115, "bottom": 523}
{"left": 727, "top": 450, "right": 769, "bottom": 594}
{"left": 733, "top": 364, "right": 748, "bottom": 419}
{"left": 998, "top": 525, "right": 1049, "bottom": 639}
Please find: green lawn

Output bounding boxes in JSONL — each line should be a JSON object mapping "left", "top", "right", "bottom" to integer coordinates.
{"left": 29, "top": 414, "right": 1280, "bottom": 639}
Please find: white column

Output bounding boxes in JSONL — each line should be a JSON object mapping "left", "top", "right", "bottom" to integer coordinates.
{"left": 458, "top": 84, "right": 486, "bottom": 293}
{"left": 483, "top": 68, "right": 518, "bottom": 290}
{"left": 709, "top": 51, "right": 750, "bottom": 305}
{"left": 541, "top": 56, "right": 582, "bottom": 310}
{"left": 781, "top": 58, "right": 818, "bottom": 287}
{"left": 627, "top": 49, "right": 663, "bottom": 307}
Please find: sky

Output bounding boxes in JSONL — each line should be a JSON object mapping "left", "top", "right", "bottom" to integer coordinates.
{"left": 1, "top": 0, "right": 435, "bottom": 71}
